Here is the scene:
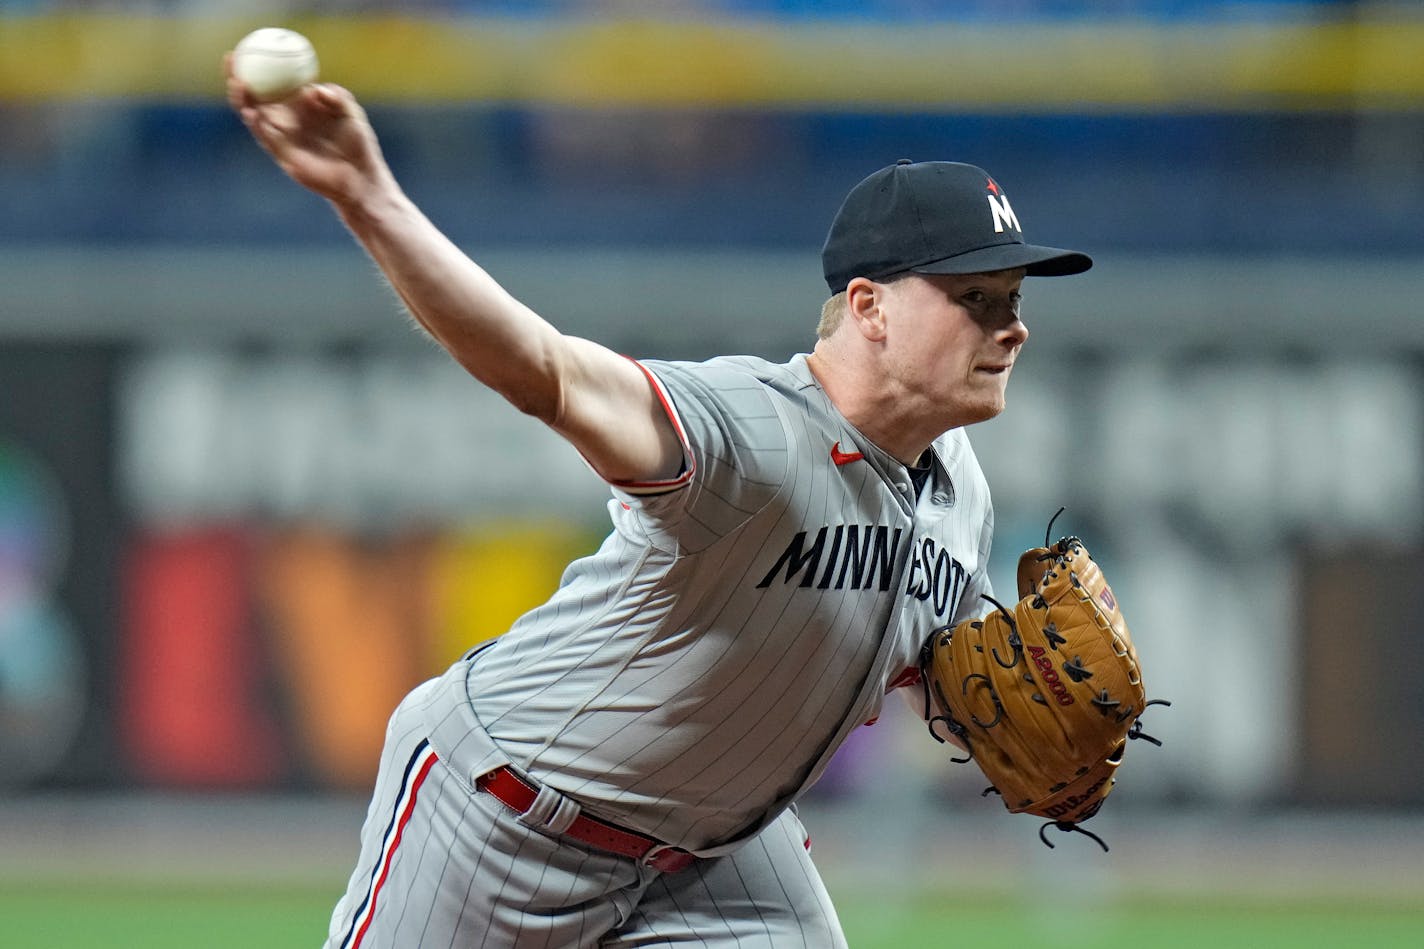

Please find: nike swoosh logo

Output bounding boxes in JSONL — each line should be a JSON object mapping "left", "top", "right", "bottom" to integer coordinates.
{"left": 830, "top": 441, "right": 864, "bottom": 466}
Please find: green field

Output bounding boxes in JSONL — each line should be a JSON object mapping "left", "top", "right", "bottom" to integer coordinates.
{"left": 3, "top": 882, "right": 1421, "bottom": 948}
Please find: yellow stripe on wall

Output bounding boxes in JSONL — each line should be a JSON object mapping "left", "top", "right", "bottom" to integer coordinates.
{"left": 1, "top": 14, "right": 1422, "bottom": 110}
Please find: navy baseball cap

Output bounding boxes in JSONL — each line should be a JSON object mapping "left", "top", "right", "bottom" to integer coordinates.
{"left": 821, "top": 159, "right": 1092, "bottom": 294}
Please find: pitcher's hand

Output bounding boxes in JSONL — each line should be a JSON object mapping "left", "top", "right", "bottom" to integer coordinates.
{"left": 225, "top": 52, "right": 392, "bottom": 208}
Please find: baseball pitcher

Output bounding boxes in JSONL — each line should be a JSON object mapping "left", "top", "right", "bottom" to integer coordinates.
{"left": 227, "top": 57, "right": 1160, "bottom": 948}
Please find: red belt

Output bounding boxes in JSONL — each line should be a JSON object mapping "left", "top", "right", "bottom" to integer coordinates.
{"left": 475, "top": 766, "right": 697, "bottom": 873}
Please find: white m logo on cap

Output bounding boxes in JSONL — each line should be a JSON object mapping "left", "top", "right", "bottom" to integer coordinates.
{"left": 987, "top": 194, "right": 1021, "bottom": 234}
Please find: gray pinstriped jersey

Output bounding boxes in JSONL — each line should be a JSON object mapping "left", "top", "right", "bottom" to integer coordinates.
{"left": 464, "top": 352, "right": 995, "bottom": 853}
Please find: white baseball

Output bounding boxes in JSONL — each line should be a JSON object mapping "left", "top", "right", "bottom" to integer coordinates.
{"left": 232, "top": 28, "right": 319, "bottom": 102}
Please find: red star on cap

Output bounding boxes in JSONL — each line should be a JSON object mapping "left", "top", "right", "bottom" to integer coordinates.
{"left": 986, "top": 178, "right": 1000, "bottom": 194}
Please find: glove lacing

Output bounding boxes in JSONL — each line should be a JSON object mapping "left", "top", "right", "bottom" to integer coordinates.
{"left": 1039, "top": 820, "right": 1110, "bottom": 852}
{"left": 1034, "top": 697, "right": 1172, "bottom": 852}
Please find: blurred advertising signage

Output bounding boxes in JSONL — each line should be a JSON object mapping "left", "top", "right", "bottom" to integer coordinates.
{"left": 118, "top": 350, "right": 607, "bottom": 527}
{"left": 979, "top": 358, "right": 1423, "bottom": 545}
{"left": 111, "top": 349, "right": 1423, "bottom": 792}
{"left": 115, "top": 351, "right": 602, "bottom": 790}
{"left": 0, "top": 440, "right": 84, "bottom": 789}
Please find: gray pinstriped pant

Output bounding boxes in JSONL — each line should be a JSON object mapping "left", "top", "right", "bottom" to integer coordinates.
{"left": 324, "top": 666, "right": 848, "bottom": 948}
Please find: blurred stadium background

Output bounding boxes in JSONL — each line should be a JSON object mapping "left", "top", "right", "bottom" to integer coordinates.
{"left": 2, "top": 1, "right": 1422, "bottom": 946}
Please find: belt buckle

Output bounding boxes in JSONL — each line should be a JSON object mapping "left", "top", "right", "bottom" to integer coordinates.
{"left": 641, "top": 843, "right": 695, "bottom": 873}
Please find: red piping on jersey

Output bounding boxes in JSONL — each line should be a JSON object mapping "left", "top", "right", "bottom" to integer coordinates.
{"left": 604, "top": 358, "right": 696, "bottom": 493}
{"left": 347, "top": 745, "right": 439, "bottom": 949}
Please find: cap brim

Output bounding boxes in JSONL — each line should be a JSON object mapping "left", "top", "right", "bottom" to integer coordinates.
{"left": 910, "top": 242, "right": 1092, "bottom": 278}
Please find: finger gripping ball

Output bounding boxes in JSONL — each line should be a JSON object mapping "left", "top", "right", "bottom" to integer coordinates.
{"left": 232, "top": 28, "right": 319, "bottom": 102}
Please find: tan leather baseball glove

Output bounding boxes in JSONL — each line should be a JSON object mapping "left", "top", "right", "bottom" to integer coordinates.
{"left": 920, "top": 528, "right": 1167, "bottom": 850}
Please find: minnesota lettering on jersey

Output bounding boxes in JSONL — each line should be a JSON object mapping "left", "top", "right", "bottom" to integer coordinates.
{"left": 756, "top": 525, "right": 969, "bottom": 620}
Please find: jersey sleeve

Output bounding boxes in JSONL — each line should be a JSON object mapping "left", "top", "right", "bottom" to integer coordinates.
{"left": 608, "top": 358, "right": 791, "bottom": 554}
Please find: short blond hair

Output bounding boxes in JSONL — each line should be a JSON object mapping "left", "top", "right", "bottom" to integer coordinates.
{"left": 817, "top": 272, "right": 916, "bottom": 339}
{"left": 817, "top": 292, "right": 847, "bottom": 339}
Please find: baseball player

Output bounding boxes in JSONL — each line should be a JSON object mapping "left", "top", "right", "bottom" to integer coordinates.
{"left": 227, "top": 67, "right": 1090, "bottom": 947}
